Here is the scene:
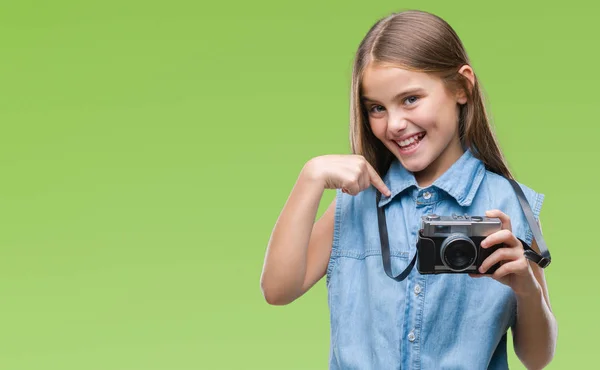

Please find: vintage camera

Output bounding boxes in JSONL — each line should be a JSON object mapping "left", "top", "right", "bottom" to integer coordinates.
{"left": 416, "top": 213, "right": 503, "bottom": 274}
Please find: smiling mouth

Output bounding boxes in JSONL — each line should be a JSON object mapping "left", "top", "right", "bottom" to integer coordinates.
{"left": 395, "top": 132, "right": 426, "bottom": 151}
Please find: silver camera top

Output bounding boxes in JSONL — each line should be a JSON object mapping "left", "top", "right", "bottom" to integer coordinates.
{"left": 421, "top": 213, "right": 501, "bottom": 237}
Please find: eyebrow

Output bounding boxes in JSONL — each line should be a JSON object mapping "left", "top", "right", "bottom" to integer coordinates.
{"left": 361, "top": 87, "right": 426, "bottom": 103}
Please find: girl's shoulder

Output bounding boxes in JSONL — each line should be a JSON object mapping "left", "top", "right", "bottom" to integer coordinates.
{"left": 478, "top": 170, "right": 545, "bottom": 246}
{"left": 480, "top": 170, "right": 545, "bottom": 216}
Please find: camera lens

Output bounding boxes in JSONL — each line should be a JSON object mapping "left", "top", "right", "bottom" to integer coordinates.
{"left": 440, "top": 234, "right": 477, "bottom": 272}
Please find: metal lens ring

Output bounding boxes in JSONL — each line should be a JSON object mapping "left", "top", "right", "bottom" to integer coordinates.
{"left": 440, "top": 233, "right": 477, "bottom": 272}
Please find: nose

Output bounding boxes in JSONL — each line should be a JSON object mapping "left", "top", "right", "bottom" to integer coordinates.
{"left": 387, "top": 113, "right": 408, "bottom": 136}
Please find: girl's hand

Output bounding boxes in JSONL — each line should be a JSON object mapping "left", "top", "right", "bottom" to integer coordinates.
{"left": 470, "top": 209, "right": 540, "bottom": 297}
{"left": 303, "top": 154, "right": 391, "bottom": 197}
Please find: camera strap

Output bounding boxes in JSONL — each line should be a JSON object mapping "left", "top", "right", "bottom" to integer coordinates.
{"left": 376, "top": 190, "right": 417, "bottom": 282}
{"left": 375, "top": 178, "right": 551, "bottom": 282}
{"left": 506, "top": 178, "right": 551, "bottom": 268}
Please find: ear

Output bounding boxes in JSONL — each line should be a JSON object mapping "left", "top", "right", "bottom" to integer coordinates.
{"left": 457, "top": 65, "right": 475, "bottom": 105}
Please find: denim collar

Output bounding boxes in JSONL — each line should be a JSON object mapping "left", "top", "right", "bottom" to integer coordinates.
{"left": 377, "top": 149, "right": 486, "bottom": 207}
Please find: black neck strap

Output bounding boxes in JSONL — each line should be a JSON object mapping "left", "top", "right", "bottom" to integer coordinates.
{"left": 375, "top": 178, "right": 551, "bottom": 282}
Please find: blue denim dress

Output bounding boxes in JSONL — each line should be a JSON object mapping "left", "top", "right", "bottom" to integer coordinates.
{"left": 326, "top": 149, "right": 544, "bottom": 369}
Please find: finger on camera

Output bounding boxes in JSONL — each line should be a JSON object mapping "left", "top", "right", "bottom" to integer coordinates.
{"left": 366, "top": 163, "right": 391, "bottom": 196}
{"left": 481, "top": 229, "right": 519, "bottom": 249}
{"left": 485, "top": 209, "right": 512, "bottom": 231}
{"left": 491, "top": 259, "right": 528, "bottom": 280}
{"left": 479, "top": 247, "right": 521, "bottom": 274}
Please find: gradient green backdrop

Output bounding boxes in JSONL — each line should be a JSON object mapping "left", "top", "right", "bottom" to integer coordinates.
{"left": 0, "top": 1, "right": 596, "bottom": 369}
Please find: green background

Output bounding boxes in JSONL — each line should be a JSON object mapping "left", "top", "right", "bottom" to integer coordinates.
{"left": 0, "top": 0, "right": 596, "bottom": 368}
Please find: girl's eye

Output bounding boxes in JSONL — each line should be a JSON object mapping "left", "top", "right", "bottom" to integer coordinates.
{"left": 404, "top": 96, "right": 419, "bottom": 105}
{"left": 369, "top": 105, "right": 385, "bottom": 114}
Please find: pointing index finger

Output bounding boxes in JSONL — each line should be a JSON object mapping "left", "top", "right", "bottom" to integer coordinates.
{"left": 366, "top": 163, "right": 391, "bottom": 197}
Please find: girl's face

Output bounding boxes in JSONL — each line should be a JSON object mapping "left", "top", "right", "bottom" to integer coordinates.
{"left": 361, "top": 64, "right": 471, "bottom": 186}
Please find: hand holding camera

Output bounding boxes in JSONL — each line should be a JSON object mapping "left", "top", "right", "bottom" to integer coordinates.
{"left": 473, "top": 209, "right": 541, "bottom": 297}
{"left": 416, "top": 209, "right": 540, "bottom": 296}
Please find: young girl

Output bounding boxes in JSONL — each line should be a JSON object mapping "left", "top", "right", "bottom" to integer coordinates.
{"left": 260, "top": 9, "right": 557, "bottom": 370}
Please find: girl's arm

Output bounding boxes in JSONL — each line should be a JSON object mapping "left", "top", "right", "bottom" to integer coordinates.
{"left": 260, "top": 160, "right": 335, "bottom": 305}
{"left": 512, "top": 267, "right": 557, "bottom": 369}
{"left": 512, "top": 222, "right": 558, "bottom": 369}
{"left": 260, "top": 154, "right": 390, "bottom": 305}
{"left": 477, "top": 215, "right": 557, "bottom": 369}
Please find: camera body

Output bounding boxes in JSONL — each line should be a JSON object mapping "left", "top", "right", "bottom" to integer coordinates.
{"left": 416, "top": 213, "right": 503, "bottom": 274}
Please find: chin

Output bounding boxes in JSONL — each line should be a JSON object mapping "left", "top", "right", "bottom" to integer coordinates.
{"left": 394, "top": 153, "right": 432, "bottom": 174}
{"left": 402, "top": 161, "right": 430, "bottom": 174}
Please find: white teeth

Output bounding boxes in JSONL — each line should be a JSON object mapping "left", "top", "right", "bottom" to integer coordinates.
{"left": 400, "top": 137, "right": 415, "bottom": 146}
{"left": 397, "top": 133, "right": 424, "bottom": 148}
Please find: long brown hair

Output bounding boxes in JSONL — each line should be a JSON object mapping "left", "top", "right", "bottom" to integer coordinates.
{"left": 349, "top": 10, "right": 513, "bottom": 179}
